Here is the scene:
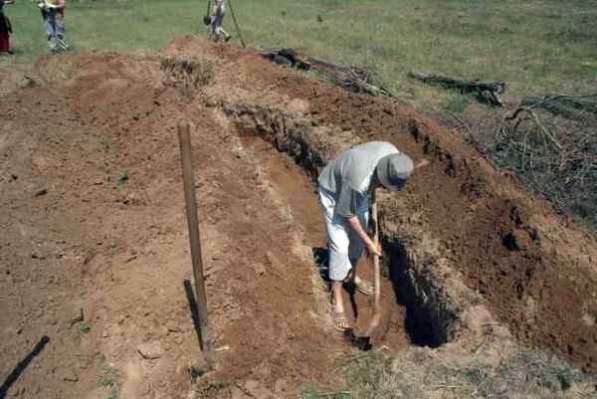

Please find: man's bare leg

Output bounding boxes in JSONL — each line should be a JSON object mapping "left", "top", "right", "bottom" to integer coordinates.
{"left": 331, "top": 280, "right": 350, "bottom": 330}
{"left": 332, "top": 280, "right": 344, "bottom": 314}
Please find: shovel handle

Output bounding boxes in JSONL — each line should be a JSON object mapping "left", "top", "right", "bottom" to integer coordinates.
{"left": 362, "top": 189, "right": 382, "bottom": 338}
{"left": 372, "top": 190, "right": 381, "bottom": 313}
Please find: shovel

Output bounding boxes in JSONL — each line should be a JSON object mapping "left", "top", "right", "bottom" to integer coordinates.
{"left": 344, "top": 190, "right": 381, "bottom": 351}
{"left": 202, "top": 0, "right": 212, "bottom": 26}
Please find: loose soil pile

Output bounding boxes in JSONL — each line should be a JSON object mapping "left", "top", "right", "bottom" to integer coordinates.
{"left": 1, "top": 37, "right": 596, "bottom": 398}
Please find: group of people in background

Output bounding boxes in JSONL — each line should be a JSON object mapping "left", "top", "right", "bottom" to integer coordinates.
{"left": 1, "top": 0, "right": 236, "bottom": 56}
{"left": 0, "top": 0, "right": 68, "bottom": 55}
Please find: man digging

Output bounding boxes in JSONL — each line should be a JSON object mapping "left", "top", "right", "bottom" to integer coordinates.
{"left": 318, "top": 141, "right": 428, "bottom": 331}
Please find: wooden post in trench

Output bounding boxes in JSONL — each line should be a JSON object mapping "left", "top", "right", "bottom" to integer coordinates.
{"left": 177, "top": 121, "right": 212, "bottom": 355}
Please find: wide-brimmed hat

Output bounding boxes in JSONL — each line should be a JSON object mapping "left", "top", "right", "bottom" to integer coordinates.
{"left": 376, "top": 153, "right": 414, "bottom": 192}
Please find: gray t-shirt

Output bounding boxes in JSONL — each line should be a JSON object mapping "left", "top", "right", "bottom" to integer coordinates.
{"left": 318, "top": 141, "right": 399, "bottom": 218}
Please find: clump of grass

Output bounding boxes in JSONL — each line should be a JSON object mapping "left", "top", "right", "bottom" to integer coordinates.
{"left": 161, "top": 56, "right": 215, "bottom": 99}
{"left": 444, "top": 93, "right": 471, "bottom": 114}
{"left": 116, "top": 171, "right": 129, "bottom": 191}
{"left": 79, "top": 322, "right": 91, "bottom": 334}
{"left": 324, "top": 346, "right": 596, "bottom": 399}
{"left": 192, "top": 379, "right": 229, "bottom": 398}
{"left": 99, "top": 365, "right": 119, "bottom": 388}
{"left": 98, "top": 363, "right": 121, "bottom": 399}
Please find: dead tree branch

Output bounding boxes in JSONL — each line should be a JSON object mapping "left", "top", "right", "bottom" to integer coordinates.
{"left": 408, "top": 71, "right": 506, "bottom": 106}
{"left": 260, "top": 48, "right": 394, "bottom": 97}
{"left": 519, "top": 94, "right": 597, "bottom": 120}
{"left": 494, "top": 97, "right": 597, "bottom": 231}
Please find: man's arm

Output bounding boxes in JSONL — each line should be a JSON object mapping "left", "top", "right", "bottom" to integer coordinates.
{"left": 347, "top": 216, "right": 381, "bottom": 256}
{"left": 336, "top": 184, "right": 381, "bottom": 256}
{"left": 44, "top": 0, "right": 64, "bottom": 9}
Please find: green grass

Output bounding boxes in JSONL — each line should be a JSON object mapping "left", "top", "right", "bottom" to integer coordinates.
{"left": 98, "top": 363, "right": 121, "bottom": 399}
{"left": 3, "top": 0, "right": 596, "bottom": 102}
{"left": 240, "top": 0, "right": 597, "bottom": 103}
{"left": 79, "top": 321, "right": 91, "bottom": 334}
{"left": 4, "top": 0, "right": 199, "bottom": 58}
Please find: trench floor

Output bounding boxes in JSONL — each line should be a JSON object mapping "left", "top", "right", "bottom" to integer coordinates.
{"left": 241, "top": 136, "right": 410, "bottom": 350}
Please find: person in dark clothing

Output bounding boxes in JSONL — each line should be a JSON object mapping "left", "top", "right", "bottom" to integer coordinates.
{"left": 0, "top": 0, "right": 14, "bottom": 54}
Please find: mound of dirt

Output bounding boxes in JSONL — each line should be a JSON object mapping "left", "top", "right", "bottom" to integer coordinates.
{"left": 1, "top": 37, "right": 596, "bottom": 399}
{"left": 171, "top": 35, "right": 596, "bottom": 373}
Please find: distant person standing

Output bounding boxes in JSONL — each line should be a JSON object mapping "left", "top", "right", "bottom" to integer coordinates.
{"left": 0, "top": 0, "right": 14, "bottom": 54}
{"left": 209, "top": 0, "right": 231, "bottom": 42}
{"left": 38, "top": 0, "right": 68, "bottom": 53}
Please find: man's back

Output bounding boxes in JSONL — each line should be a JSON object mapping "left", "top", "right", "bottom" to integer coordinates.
{"left": 318, "top": 141, "right": 399, "bottom": 196}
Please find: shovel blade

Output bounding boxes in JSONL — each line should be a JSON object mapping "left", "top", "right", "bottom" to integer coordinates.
{"left": 344, "top": 328, "right": 373, "bottom": 351}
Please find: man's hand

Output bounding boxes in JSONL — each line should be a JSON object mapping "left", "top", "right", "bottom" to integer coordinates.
{"left": 367, "top": 241, "right": 382, "bottom": 257}
{"left": 416, "top": 159, "right": 430, "bottom": 170}
{"left": 347, "top": 216, "right": 382, "bottom": 257}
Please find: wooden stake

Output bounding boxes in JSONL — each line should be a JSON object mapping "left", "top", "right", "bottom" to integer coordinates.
{"left": 228, "top": 0, "right": 246, "bottom": 48}
{"left": 177, "top": 121, "right": 211, "bottom": 354}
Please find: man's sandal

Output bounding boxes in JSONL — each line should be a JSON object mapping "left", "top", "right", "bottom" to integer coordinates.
{"left": 332, "top": 309, "right": 351, "bottom": 332}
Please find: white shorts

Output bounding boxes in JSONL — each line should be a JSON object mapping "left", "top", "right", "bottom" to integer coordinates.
{"left": 319, "top": 188, "right": 369, "bottom": 281}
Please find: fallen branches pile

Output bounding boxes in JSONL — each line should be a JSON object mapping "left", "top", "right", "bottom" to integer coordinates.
{"left": 408, "top": 71, "right": 506, "bottom": 106}
{"left": 491, "top": 95, "right": 597, "bottom": 230}
{"left": 520, "top": 94, "right": 597, "bottom": 120}
{"left": 261, "top": 48, "right": 394, "bottom": 97}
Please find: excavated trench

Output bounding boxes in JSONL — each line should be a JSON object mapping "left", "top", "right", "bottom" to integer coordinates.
{"left": 224, "top": 103, "right": 461, "bottom": 349}
{"left": 384, "top": 241, "right": 458, "bottom": 347}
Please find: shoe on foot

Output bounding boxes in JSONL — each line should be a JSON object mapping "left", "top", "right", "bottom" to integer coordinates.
{"left": 224, "top": 35, "right": 232, "bottom": 42}
{"left": 332, "top": 309, "right": 351, "bottom": 332}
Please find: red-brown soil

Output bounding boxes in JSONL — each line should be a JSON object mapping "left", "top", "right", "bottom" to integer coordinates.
{"left": 1, "top": 37, "right": 596, "bottom": 398}
{"left": 0, "top": 48, "right": 406, "bottom": 398}
{"left": 182, "top": 36, "right": 596, "bottom": 372}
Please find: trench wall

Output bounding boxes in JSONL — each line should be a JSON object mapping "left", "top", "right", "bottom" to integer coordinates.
{"left": 222, "top": 102, "right": 493, "bottom": 346}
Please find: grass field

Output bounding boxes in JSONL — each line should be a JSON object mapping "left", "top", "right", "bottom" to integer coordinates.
{"left": 2, "top": 0, "right": 595, "bottom": 269}
{"left": 4, "top": 0, "right": 596, "bottom": 101}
